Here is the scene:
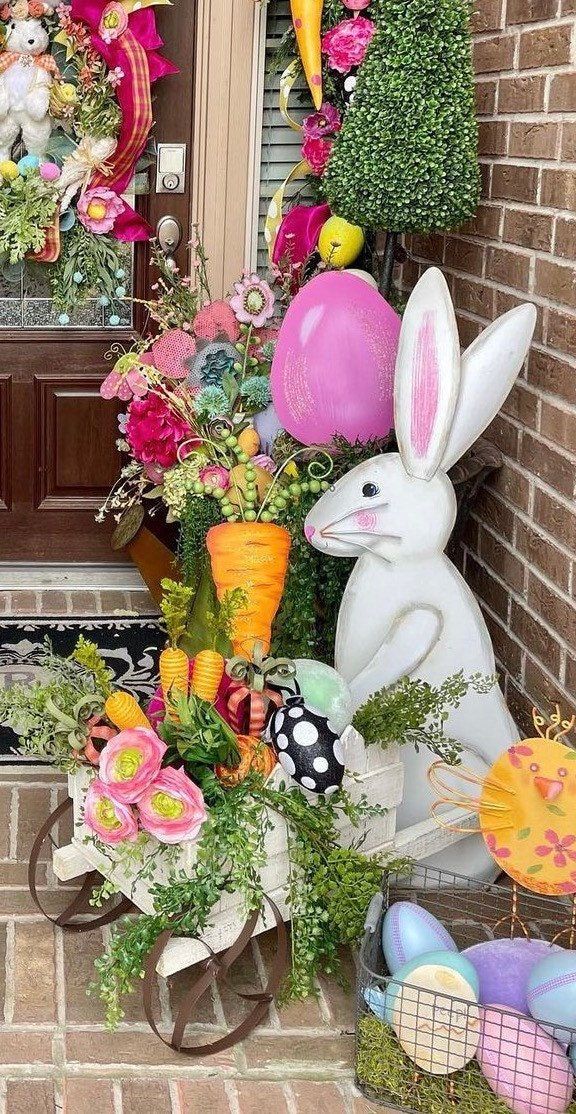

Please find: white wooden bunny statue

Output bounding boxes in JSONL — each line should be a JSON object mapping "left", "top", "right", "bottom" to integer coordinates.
{"left": 304, "top": 266, "right": 537, "bottom": 881}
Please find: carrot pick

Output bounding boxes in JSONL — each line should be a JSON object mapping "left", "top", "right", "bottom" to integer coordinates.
{"left": 206, "top": 522, "right": 291, "bottom": 659}
{"left": 290, "top": 0, "right": 324, "bottom": 110}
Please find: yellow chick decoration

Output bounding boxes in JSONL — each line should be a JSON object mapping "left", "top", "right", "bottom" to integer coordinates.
{"left": 318, "top": 215, "right": 365, "bottom": 268}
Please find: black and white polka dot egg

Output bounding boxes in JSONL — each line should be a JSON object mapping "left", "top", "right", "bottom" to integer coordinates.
{"left": 268, "top": 694, "right": 345, "bottom": 795}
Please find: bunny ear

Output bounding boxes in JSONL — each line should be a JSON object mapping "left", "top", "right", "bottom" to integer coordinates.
{"left": 440, "top": 303, "right": 537, "bottom": 472}
{"left": 394, "top": 267, "right": 461, "bottom": 480}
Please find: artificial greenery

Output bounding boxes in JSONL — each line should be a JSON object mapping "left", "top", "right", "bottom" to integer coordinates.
{"left": 159, "top": 690, "right": 240, "bottom": 798}
{"left": 0, "top": 638, "right": 111, "bottom": 769}
{"left": 0, "top": 173, "right": 59, "bottom": 263}
{"left": 325, "top": 0, "right": 480, "bottom": 232}
{"left": 159, "top": 577, "right": 195, "bottom": 646}
{"left": 178, "top": 494, "right": 222, "bottom": 588}
{"left": 352, "top": 671, "right": 497, "bottom": 764}
{"left": 76, "top": 75, "right": 122, "bottom": 140}
{"left": 50, "top": 222, "right": 128, "bottom": 316}
{"left": 356, "top": 1013, "right": 564, "bottom": 1114}
{"left": 91, "top": 774, "right": 406, "bottom": 1027}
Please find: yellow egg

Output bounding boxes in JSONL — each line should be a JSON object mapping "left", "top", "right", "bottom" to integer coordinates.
{"left": 0, "top": 161, "right": 19, "bottom": 181}
{"left": 237, "top": 427, "right": 260, "bottom": 457}
{"left": 318, "top": 215, "right": 365, "bottom": 268}
{"left": 227, "top": 464, "right": 272, "bottom": 509}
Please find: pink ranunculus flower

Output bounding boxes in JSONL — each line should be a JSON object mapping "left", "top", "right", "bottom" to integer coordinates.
{"left": 322, "top": 16, "right": 376, "bottom": 73}
{"left": 99, "top": 728, "right": 167, "bottom": 804}
{"left": 84, "top": 777, "right": 139, "bottom": 844}
{"left": 137, "top": 766, "right": 207, "bottom": 844}
{"left": 200, "top": 463, "right": 230, "bottom": 490}
{"left": 229, "top": 274, "right": 275, "bottom": 328}
{"left": 193, "top": 300, "right": 241, "bottom": 343}
{"left": 125, "top": 393, "right": 192, "bottom": 469}
{"left": 77, "top": 187, "right": 125, "bottom": 234}
{"left": 302, "top": 135, "right": 333, "bottom": 177}
{"left": 302, "top": 102, "right": 341, "bottom": 140}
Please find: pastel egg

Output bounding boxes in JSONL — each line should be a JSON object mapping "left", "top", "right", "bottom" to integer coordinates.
{"left": 387, "top": 952, "right": 481, "bottom": 1074}
{"left": 39, "top": 161, "right": 61, "bottom": 181}
{"left": 477, "top": 1006, "right": 574, "bottom": 1114}
{"left": 464, "top": 938, "right": 564, "bottom": 1014}
{"left": 527, "top": 951, "right": 576, "bottom": 1046}
{"left": 293, "top": 659, "right": 353, "bottom": 734}
{"left": 382, "top": 902, "right": 458, "bottom": 975}
{"left": 570, "top": 1045, "right": 576, "bottom": 1074}
{"left": 17, "top": 154, "right": 39, "bottom": 174}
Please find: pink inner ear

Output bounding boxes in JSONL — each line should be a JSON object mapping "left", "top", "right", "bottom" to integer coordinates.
{"left": 411, "top": 310, "right": 439, "bottom": 458}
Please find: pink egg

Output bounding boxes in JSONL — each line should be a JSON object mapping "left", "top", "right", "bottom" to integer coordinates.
{"left": 270, "top": 271, "right": 401, "bottom": 446}
{"left": 477, "top": 1006, "right": 574, "bottom": 1114}
{"left": 40, "top": 162, "right": 61, "bottom": 182}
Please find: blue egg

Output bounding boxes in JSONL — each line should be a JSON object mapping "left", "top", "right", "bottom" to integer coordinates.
{"left": 527, "top": 951, "right": 576, "bottom": 1046}
{"left": 383, "top": 951, "right": 480, "bottom": 1026}
{"left": 58, "top": 313, "right": 70, "bottom": 326}
{"left": 382, "top": 901, "right": 458, "bottom": 975}
{"left": 109, "top": 314, "right": 120, "bottom": 326}
{"left": 570, "top": 1044, "right": 576, "bottom": 1074}
{"left": 59, "top": 209, "right": 76, "bottom": 232}
{"left": 17, "top": 155, "right": 40, "bottom": 174}
{"left": 363, "top": 984, "right": 388, "bottom": 1021}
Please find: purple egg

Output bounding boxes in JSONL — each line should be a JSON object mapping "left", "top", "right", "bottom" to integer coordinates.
{"left": 464, "top": 939, "right": 563, "bottom": 1014}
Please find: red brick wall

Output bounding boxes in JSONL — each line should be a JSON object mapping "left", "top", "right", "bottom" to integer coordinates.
{"left": 401, "top": 0, "right": 575, "bottom": 735}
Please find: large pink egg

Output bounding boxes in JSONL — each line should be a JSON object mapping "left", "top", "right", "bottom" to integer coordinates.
{"left": 477, "top": 1006, "right": 574, "bottom": 1114}
{"left": 271, "top": 271, "right": 401, "bottom": 446}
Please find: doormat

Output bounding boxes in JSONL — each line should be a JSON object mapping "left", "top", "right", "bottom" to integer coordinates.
{"left": 0, "top": 616, "right": 164, "bottom": 761}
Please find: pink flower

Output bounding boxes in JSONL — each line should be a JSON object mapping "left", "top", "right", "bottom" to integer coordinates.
{"left": 558, "top": 873, "right": 576, "bottom": 894}
{"left": 535, "top": 829, "right": 576, "bottom": 868}
{"left": 253, "top": 453, "right": 275, "bottom": 474}
{"left": 200, "top": 464, "right": 230, "bottom": 490}
{"left": 229, "top": 274, "right": 275, "bottom": 328}
{"left": 107, "top": 66, "right": 125, "bottom": 87}
{"left": 77, "top": 187, "right": 124, "bottom": 234}
{"left": 485, "top": 832, "right": 511, "bottom": 859}
{"left": 137, "top": 767, "right": 207, "bottom": 844}
{"left": 100, "top": 353, "right": 149, "bottom": 401}
{"left": 507, "top": 744, "right": 534, "bottom": 768}
{"left": 302, "top": 102, "right": 341, "bottom": 140}
{"left": 99, "top": 728, "right": 167, "bottom": 804}
{"left": 98, "top": 1, "right": 128, "bottom": 42}
{"left": 322, "top": 16, "right": 376, "bottom": 73}
{"left": 84, "top": 778, "right": 139, "bottom": 844}
{"left": 194, "top": 300, "right": 240, "bottom": 343}
{"left": 302, "top": 135, "right": 333, "bottom": 177}
{"left": 125, "top": 393, "right": 192, "bottom": 469}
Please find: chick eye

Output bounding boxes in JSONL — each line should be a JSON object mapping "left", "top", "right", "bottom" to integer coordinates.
{"left": 362, "top": 482, "right": 379, "bottom": 498}
{"left": 558, "top": 767, "right": 568, "bottom": 778}
{"left": 529, "top": 762, "right": 540, "bottom": 773}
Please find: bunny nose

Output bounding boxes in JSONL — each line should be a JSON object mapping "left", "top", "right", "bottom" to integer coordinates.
{"left": 534, "top": 776, "right": 564, "bottom": 801}
{"left": 304, "top": 525, "right": 315, "bottom": 542}
{"left": 28, "top": 38, "right": 35, "bottom": 44}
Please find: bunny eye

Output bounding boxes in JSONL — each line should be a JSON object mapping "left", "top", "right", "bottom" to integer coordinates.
{"left": 558, "top": 767, "right": 568, "bottom": 778}
{"left": 530, "top": 762, "right": 540, "bottom": 773}
{"left": 362, "top": 482, "right": 379, "bottom": 498}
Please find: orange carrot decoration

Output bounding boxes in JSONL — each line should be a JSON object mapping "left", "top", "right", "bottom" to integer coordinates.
{"left": 159, "top": 579, "right": 194, "bottom": 718}
{"left": 290, "top": 0, "right": 324, "bottom": 110}
{"left": 215, "top": 734, "right": 277, "bottom": 786}
{"left": 105, "top": 692, "right": 151, "bottom": 732}
{"left": 206, "top": 522, "right": 291, "bottom": 658}
{"left": 191, "top": 650, "right": 225, "bottom": 703}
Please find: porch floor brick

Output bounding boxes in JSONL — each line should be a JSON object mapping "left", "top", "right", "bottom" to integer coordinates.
{"left": 0, "top": 590, "right": 394, "bottom": 1112}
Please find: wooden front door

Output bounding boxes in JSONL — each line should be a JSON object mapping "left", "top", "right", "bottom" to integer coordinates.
{"left": 0, "top": 2, "right": 195, "bottom": 562}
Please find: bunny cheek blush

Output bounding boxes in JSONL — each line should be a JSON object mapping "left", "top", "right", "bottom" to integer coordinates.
{"left": 477, "top": 1007, "right": 574, "bottom": 1114}
{"left": 382, "top": 902, "right": 458, "bottom": 975}
{"left": 303, "top": 265, "right": 538, "bottom": 882}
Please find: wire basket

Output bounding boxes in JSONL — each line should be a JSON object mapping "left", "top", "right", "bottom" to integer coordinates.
{"left": 356, "top": 864, "right": 576, "bottom": 1113}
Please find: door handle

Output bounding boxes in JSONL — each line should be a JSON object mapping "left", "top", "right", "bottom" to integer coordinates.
{"left": 156, "top": 216, "right": 182, "bottom": 271}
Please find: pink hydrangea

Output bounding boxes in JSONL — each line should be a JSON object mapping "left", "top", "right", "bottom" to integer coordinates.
{"left": 302, "top": 102, "right": 341, "bottom": 140}
{"left": 83, "top": 778, "right": 139, "bottom": 844}
{"left": 99, "top": 728, "right": 167, "bottom": 804}
{"left": 77, "top": 187, "right": 125, "bottom": 234}
{"left": 200, "top": 463, "right": 230, "bottom": 490}
{"left": 125, "top": 393, "right": 192, "bottom": 469}
{"left": 322, "top": 16, "right": 376, "bottom": 73}
{"left": 193, "top": 300, "right": 241, "bottom": 342}
{"left": 137, "top": 767, "right": 207, "bottom": 844}
{"left": 302, "top": 136, "right": 333, "bottom": 177}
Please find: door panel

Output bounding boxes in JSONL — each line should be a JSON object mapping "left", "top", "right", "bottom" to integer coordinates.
{"left": 0, "top": 0, "right": 196, "bottom": 562}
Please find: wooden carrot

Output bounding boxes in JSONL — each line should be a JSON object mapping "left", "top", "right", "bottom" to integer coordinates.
{"left": 105, "top": 692, "right": 151, "bottom": 732}
{"left": 206, "top": 522, "right": 291, "bottom": 658}
{"left": 191, "top": 649, "right": 225, "bottom": 703}
{"left": 159, "top": 646, "right": 189, "bottom": 707}
{"left": 290, "top": 0, "right": 324, "bottom": 110}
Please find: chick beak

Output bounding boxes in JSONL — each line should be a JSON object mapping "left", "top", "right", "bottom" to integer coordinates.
{"left": 534, "top": 776, "right": 564, "bottom": 801}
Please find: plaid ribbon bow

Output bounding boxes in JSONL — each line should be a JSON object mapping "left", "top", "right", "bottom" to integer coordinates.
{"left": 225, "top": 643, "right": 297, "bottom": 737}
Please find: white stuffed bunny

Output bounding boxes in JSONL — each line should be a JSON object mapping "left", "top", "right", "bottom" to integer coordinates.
{"left": 304, "top": 267, "right": 537, "bottom": 881}
{"left": 0, "top": 14, "right": 56, "bottom": 161}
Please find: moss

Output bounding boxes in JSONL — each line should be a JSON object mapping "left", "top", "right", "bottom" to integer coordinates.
{"left": 356, "top": 1014, "right": 576, "bottom": 1113}
{"left": 325, "top": 0, "right": 480, "bottom": 233}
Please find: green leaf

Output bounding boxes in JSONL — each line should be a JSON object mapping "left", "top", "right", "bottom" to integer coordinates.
{"left": 517, "top": 827, "right": 531, "bottom": 840}
{"left": 547, "top": 804, "right": 566, "bottom": 817}
{"left": 526, "top": 864, "right": 543, "bottom": 875}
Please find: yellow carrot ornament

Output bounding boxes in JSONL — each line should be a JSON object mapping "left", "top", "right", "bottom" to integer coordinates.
{"left": 191, "top": 588, "right": 246, "bottom": 703}
{"left": 159, "top": 578, "right": 193, "bottom": 717}
{"left": 290, "top": 0, "right": 324, "bottom": 110}
{"left": 105, "top": 692, "right": 151, "bottom": 732}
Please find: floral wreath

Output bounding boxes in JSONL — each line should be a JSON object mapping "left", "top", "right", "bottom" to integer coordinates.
{"left": 0, "top": 0, "right": 175, "bottom": 323}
